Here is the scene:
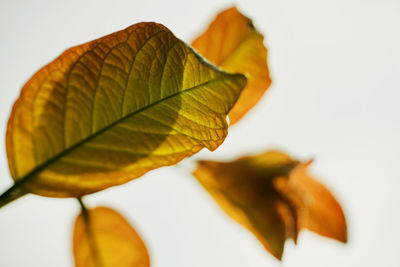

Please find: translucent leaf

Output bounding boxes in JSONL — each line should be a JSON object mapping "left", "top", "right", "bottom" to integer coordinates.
{"left": 276, "top": 162, "right": 348, "bottom": 243}
{"left": 3, "top": 22, "right": 246, "bottom": 200}
{"left": 192, "top": 7, "right": 271, "bottom": 124}
{"left": 73, "top": 206, "right": 150, "bottom": 267}
{"left": 193, "top": 151, "right": 347, "bottom": 259}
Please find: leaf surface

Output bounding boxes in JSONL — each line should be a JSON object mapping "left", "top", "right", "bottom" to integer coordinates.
{"left": 5, "top": 22, "right": 246, "bottom": 197}
{"left": 192, "top": 7, "right": 271, "bottom": 124}
{"left": 193, "top": 151, "right": 347, "bottom": 260}
{"left": 276, "top": 162, "right": 348, "bottom": 243}
{"left": 73, "top": 206, "right": 150, "bottom": 267}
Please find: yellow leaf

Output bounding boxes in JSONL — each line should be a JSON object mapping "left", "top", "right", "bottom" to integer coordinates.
{"left": 3, "top": 22, "right": 246, "bottom": 200}
{"left": 192, "top": 7, "right": 271, "bottom": 124}
{"left": 193, "top": 151, "right": 347, "bottom": 260}
{"left": 73, "top": 206, "right": 150, "bottom": 267}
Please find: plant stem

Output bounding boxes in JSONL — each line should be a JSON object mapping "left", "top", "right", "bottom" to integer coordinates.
{"left": 78, "top": 197, "right": 89, "bottom": 217}
{"left": 0, "top": 182, "right": 27, "bottom": 209}
{"left": 77, "top": 198, "right": 103, "bottom": 267}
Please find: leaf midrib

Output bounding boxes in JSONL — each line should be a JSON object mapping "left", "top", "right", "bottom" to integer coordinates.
{"left": 16, "top": 75, "right": 234, "bottom": 185}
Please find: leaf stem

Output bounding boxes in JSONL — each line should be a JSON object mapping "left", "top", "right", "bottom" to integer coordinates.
{"left": 78, "top": 197, "right": 89, "bottom": 218}
{"left": 77, "top": 198, "right": 103, "bottom": 267}
{"left": 0, "top": 181, "right": 27, "bottom": 209}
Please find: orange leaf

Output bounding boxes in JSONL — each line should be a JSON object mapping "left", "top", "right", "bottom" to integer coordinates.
{"left": 73, "top": 206, "right": 150, "bottom": 267}
{"left": 193, "top": 151, "right": 297, "bottom": 259}
{"left": 284, "top": 163, "right": 348, "bottom": 242}
{"left": 193, "top": 151, "right": 347, "bottom": 260}
{"left": 192, "top": 7, "right": 271, "bottom": 124}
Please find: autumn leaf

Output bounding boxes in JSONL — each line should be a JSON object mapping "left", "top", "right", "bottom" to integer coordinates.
{"left": 192, "top": 7, "right": 271, "bottom": 124}
{"left": 1, "top": 22, "right": 246, "bottom": 204}
{"left": 193, "top": 151, "right": 347, "bottom": 260}
{"left": 73, "top": 205, "right": 150, "bottom": 267}
{"left": 275, "top": 162, "right": 348, "bottom": 243}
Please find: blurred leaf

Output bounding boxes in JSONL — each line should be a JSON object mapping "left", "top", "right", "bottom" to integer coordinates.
{"left": 192, "top": 7, "right": 271, "bottom": 125}
{"left": 4, "top": 22, "right": 246, "bottom": 199}
{"left": 275, "top": 162, "right": 348, "bottom": 243}
{"left": 193, "top": 151, "right": 347, "bottom": 260}
{"left": 73, "top": 206, "right": 150, "bottom": 267}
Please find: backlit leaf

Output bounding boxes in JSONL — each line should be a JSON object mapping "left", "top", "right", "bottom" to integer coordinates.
{"left": 275, "top": 162, "right": 348, "bottom": 243}
{"left": 192, "top": 7, "right": 271, "bottom": 124}
{"left": 73, "top": 206, "right": 150, "bottom": 267}
{"left": 193, "top": 151, "right": 347, "bottom": 260}
{"left": 5, "top": 22, "right": 246, "bottom": 198}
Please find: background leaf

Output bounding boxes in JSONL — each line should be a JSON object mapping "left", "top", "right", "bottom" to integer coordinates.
{"left": 275, "top": 162, "right": 348, "bottom": 243}
{"left": 73, "top": 206, "right": 150, "bottom": 267}
{"left": 193, "top": 151, "right": 347, "bottom": 260}
{"left": 192, "top": 7, "right": 271, "bottom": 125}
{"left": 5, "top": 22, "right": 246, "bottom": 198}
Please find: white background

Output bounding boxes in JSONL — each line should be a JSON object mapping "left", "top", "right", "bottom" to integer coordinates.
{"left": 0, "top": 0, "right": 399, "bottom": 266}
